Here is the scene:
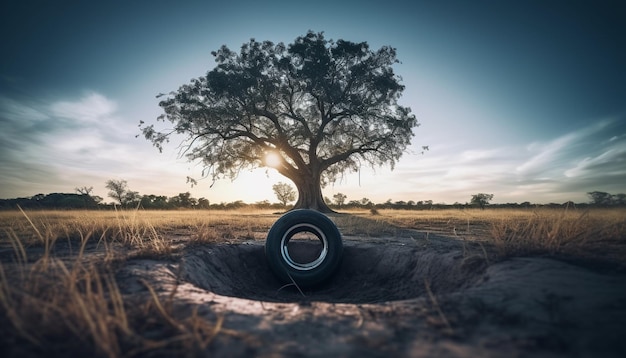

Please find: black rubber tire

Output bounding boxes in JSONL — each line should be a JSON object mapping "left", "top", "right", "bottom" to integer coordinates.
{"left": 265, "top": 209, "right": 343, "bottom": 288}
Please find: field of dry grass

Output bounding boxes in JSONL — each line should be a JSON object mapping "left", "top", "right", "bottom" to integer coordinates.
{"left": 0, "top": 207, "right": 624, "bottom": 357}
{"left": 3, "top": 207, "right": 624, "bottom": 254}
{"left": 342, "top": 208, "right": 626, "bottom": 264}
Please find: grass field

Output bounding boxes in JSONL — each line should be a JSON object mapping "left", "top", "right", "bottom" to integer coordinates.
{"left": 0, "top": 207, "right": 624, "bottom": 357}
{"left": 2, "top": 207, "right": 624, "bottom": 254}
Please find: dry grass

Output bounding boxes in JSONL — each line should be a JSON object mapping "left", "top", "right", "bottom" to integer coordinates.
{"left": 0, "top": 206, "right": 624, "bottom": 356}
{"left": 0, "top": 208, "right": 267, "bottom": 357}
{"left": 0, "top": 208, "right": 278, "bottom": 247}
{"left": 340, "top": 207, "right": 626, "bottom": 266}
{"left": 0, "top": 252, "right": 236, "bottom": 357}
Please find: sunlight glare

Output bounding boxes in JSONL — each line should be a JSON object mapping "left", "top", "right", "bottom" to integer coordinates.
{"left": 264, "top": 152, "right": 282, "bottom": 168}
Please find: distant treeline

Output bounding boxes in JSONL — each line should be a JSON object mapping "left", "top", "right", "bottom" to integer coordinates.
{"left": 0, "top": 193, "right": 102, "bottom": 210}
{"left": 0, "top": 192, "right": 284, "bottom": 211}
{"left": 0, "top": 190, "right": 624, "bottom": 210}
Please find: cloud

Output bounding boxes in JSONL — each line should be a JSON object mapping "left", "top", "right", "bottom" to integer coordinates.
{"left": 0, "top": 92, "right": 129, "bottom": 197}
{"left": 0, "top": 96, "right": 49, "bottom": 123}
{"left": 50, "top": 92, "right": 117, "bottom": 124}
{"left": 329, "top": 115, "right": 626, "bottom": 204}
{"left": 0, "top": 96, "right": 52, "bottom": 146}
{"left": 516, "top": 119, "right": 617, "bottom": 177}
{"left": 0, "top": 92, "right": 121, "bottom": 153}
{"left": 514, "top": 120, "right": 615, "bottom": 178}
{"left": 515, "top": 133, "right": 578, "bottom": 177}
{"left": 0, "top": 91, "right": 207, "bottom": 200}
{"left": 512, "top": 116, "right": 626, "bottom": 200}
{"left": 328, "top": 141, "right": 523, "bottom": 203}
{"left": 565, "top": 147, "right": 626, "bottom": 178}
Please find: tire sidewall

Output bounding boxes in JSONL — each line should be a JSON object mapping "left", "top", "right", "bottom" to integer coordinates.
{"left": 265, "top": 209, "right": 343, "bottom": 288}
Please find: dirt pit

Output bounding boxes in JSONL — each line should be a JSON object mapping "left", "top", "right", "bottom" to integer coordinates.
{"left": 180, "top": 238, "right": 488, "bottom": 303}
{"left": 117, "top": 235, "right": 626, "bottom": 357}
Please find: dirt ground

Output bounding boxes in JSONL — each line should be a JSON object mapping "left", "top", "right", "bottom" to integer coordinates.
{"left": 115, "top": 232, "right": 626, "bottom": 357}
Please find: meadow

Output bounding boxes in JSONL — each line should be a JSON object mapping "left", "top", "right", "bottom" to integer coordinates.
{"left": 3, "top": 207, "right": 625, "bottom": 257}
{"left": 0, "top": 207, "right": 624, "bottom": 357}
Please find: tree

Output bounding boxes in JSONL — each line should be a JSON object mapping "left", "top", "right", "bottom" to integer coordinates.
{"left": 105, "top": 179, "right": 129, "bottom": 206}
{"left": 105, "top": 179, "right": 138, "bottom": 207}
{"left": 170, "top": 192, "right": 197, "bottom": 208}
{"left": 470, "top": 193, "right": 494, "bottom": 209}
{"left": 140, "top": 31, "right": 418, "bottom": 213}
{"left": 140, "top": 194, "right": 169, "bottom": 209}
{"left": 587, "top": 191, "right": 626, "bottom": 206}
{"left": 123, "top": 191, "right": 141, "bottom": 208}
{"left": 75, "top": 186, "right": 93, "bottom": 195}
{"left": 333, "top": 193, "right": 347, "bottom": 207}
{"left": 75, "top": 186, "right": 101, "bottom": 207}
{"left": 272, "top": 182, "right": 296, "bottom": 207}
{"left": 197, "top": 197, "right": 210, "bottom": 209}
{"left": 613, "top": 193, "right": 626, "bottom": 206}
{"left": 587, "top": 191, "right": 613, "bottom": 206}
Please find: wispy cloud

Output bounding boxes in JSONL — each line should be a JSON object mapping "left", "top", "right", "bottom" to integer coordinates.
{"left": 332, "top": 115, "right": 626, "bottom": 204}
{"left": 510, "top": 117, "right": 625, "bottom": 201}
{"left": 514, "top": 117, "right": 626, "bottom": 197}
{"left": 516, "top": 119, "right": 614, "bottom": 178}
{"left": 1, "top": 93, "right": 128, "bottom": 195}
{"left": 0, "top": 92, "right": 206, "bottom": 199}
{"left": 50, "top": 92, "right": 117, "bottom": 124}
{"left": 565, "top": 147, "right": 626, "bottom": 178}
{"left": 515, "top": 134, "right": 578, "bottom": 178}
{"left": 0, "top": 96, "right": 49, "bottom": 123}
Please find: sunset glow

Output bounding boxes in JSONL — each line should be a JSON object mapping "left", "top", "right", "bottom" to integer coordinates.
{"left": 264, "top": 152, "right": 282, "bottom": 169}
{"left": 0, "top": 1, "right": 624, "bottom": 205}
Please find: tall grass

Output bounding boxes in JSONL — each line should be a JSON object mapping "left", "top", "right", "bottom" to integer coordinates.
{"left": 0, "top": 208, "right": 254, "bottom": 357}
{"left": 0, "top": 208, "right": 278, "bottom": 249}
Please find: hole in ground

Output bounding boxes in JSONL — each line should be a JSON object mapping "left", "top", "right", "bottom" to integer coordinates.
{"left": 180, "top": 241, "right": 488, "bottom": 304}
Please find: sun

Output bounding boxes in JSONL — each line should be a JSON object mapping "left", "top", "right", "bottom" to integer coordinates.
{"left": 264, "top": 151, "right": 282, "bottom": 168}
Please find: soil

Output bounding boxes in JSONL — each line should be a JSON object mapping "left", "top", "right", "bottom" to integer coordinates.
{"left": 115, "top": 233, "right": 626, "bottom": 357}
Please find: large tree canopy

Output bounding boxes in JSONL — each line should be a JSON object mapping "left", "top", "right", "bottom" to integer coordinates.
{"left": 141, "top": 31, "right": 418, "bottom": 212}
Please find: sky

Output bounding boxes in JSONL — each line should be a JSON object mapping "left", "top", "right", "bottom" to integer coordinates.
{"left": 1, "top": 0, "right": 625, "bottom": 205}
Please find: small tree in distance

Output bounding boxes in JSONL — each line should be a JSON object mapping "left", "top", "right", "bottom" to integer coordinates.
{"left": 197, "top": 197, "right": 210, "bottom": 209}
{"left": 75, "top": 186, "right": 103, "bottom": 206}
{"left": 105, "top": 179, "right": 141, "bottom": 208}
{"left": 272, "top": 182, "right": 296, "bottom": 207}
{"left": 75, "top": 186, "right": 93, "bottom": 196}
{"left": 470, "top": 193, "right": 494, "bottom": 209}
{"left": 587, "top": 191, "right": 626, "bottom": 206}
{"left": 105, "top": 179, "right": 128, "bottom": 206}
{"left": 333, "top": 193, "right": 347, "bottom": 207}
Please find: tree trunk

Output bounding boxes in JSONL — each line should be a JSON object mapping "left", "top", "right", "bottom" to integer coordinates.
{"left": 291, "top": 173, "right": 334, "bottom": 213}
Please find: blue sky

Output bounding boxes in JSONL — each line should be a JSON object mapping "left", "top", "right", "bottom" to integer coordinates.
{"left": 1, "top": 0, "right": 625, "bottom": 205}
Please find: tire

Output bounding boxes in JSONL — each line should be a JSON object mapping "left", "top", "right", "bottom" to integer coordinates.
{"left": 265, "top": 209, "right": 343, "bottom": 288}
